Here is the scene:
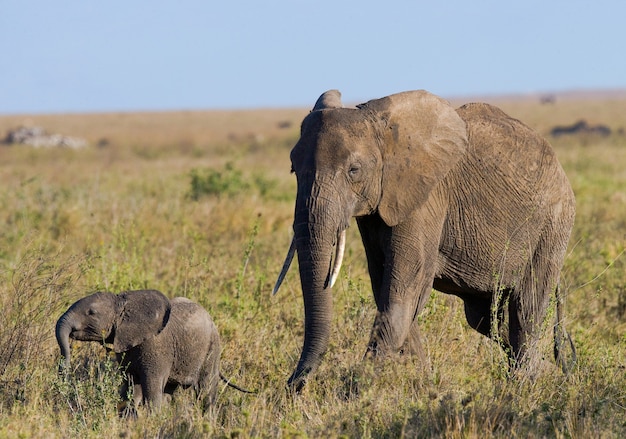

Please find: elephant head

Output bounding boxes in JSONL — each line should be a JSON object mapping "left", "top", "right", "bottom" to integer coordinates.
{"left": 55, "top": 290, "right": 171, "bottom": 368}
{"left": 275, "top": 89, "right": 468, "bottom": 390}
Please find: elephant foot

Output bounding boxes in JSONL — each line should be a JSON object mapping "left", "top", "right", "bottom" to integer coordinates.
{"left": 363, "top": 340, "right": 419, "bottom": 359}
{"left": 364, "top": 339, "right": 416, "bottom": 358}
{"left": 118, "top": 401, "right": 138, "bottom": 419}
{"left": 400, "top": 325, "right": 426, "bottom": 358}
{"left": 365, "top": 318, "right": 402, "bottom": 358}
{"left": 364, "top": 339, "right": 390, "bottom": 358}
{"left": 365, "top": 319, "right": 428, "bottom": 359}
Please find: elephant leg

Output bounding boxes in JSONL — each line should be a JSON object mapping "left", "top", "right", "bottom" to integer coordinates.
{"left": 132, "top": 381, "right": 143, "bottom": 407}
{"left": 117, "top": 377, "right": 132, "bottom": 416}
{"left": 400, "top": 316, "right": 427, "bottom": 361}
{"left": 366, "top": 281, "right": 434, "bottom": 357}
{"left": 357, "top": 215, "right": 392, "bottom": 357}
{"left": 368, "top": 241, "right": 435, "bottom": 358}
{"left": 197, "top": 374, "right": 219, "bottom": 411}
{"left": 116, "top": 374, "right": 142, "bottom": 417}
{"left": 362, "top": 214, "right": 441, "bottom": 358}
{"left": 197, "top": 346, "right": 220, "bottom": 410}
{"left": 399, "top": 280, "right": 435, "bottom": 360}
{"left": 463, "top": 295, "right": 511, "bottom": 350}
{"left": 508, "top": 291, "right": 551, "bottom": 372}
{"left": 508, "top": 232, "right": 564, "bottom": 372}
{"left": 141, "top": 374, "right": 166, "bottom": 409}
{"left": 118, "top": 377, "right": 130, "bottom": 402}
{"left": 356, "top": 215, "right": 387, "bottom": 308}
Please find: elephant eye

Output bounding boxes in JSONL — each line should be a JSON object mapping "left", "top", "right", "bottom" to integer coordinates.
{"left": 87, "top": 308, "right": 96, "bottom": 316}
{"left": 348, "top": 164, "right": 361, "bottom": 179}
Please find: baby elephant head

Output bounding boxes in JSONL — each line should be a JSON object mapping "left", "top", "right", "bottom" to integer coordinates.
{"left": 55, "top": 290, "right": 171, "bottom": 368}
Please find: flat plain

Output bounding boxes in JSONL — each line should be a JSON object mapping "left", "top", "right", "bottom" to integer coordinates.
{"left": 0, "top": 92, "right": 625, "bottom": 437}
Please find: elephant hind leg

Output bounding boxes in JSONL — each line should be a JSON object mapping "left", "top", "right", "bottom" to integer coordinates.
{"left": 508, "top": 295, "right": 546, "bottom": 372}
{"left": 463, "top": 295, "right": 510, "bottom": 346}
{"left": 132, "top": 380, "right": 143, "bottom": 406}
{"left": 508, "top": 240, "right": 565, "bottom": 372}
{"left": 197, "top": 372, "right": 219, "bottom": 410}
{"left": 197, "top": 338, "right": 220, "bottom": 410}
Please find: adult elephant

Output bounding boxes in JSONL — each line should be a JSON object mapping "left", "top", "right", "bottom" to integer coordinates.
{"left": 274, "top": 89, "right": 576, "bottom": 391}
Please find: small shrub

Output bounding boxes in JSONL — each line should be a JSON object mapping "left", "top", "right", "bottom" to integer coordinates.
{"left": 52, "top": 353, "right": 124, "bottom": 434}
{"left": 188, "top": 162, "right": 249, "bottom": 200}
{"left": 188, "top": 162, "right": 285, "bottom": 201}
{"left": 0, "top": 249, "right": 89, "bottom": 378}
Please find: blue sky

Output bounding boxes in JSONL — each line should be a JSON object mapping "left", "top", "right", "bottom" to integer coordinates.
{"left": 1, "top": 0, "right": 624, "bottom": 114}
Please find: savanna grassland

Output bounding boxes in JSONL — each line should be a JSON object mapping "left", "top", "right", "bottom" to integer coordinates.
{"left": 0, "top": 93, "right": 625, "bottom": 438}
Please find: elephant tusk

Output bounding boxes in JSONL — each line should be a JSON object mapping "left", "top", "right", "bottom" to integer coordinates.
{"left": 272, "top": 236, "right": 296, "bottom": 295}
{"left": 328, "top": 229, "right": 346, "bottom": 289}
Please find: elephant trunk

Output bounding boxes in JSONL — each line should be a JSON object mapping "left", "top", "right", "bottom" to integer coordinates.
{"left": 55, "top": 312, "right": 74, "bottom": 369}
{"left": 288, "top": 236, "right": 334, "bottom": 391}
{"left": 288, "top": 195, "right": 344, "bottom": 391}
{"left": 273, "top": 229, "right": 345, "bottom": 295}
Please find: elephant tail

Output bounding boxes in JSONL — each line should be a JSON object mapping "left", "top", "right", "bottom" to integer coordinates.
{"left": 553, "top": 284, "right": 577, "bottom": 373}
{"left": 220, "top": 373, "right": 257, "bottom": 394}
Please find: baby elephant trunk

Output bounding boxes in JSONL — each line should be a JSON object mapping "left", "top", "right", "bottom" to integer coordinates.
{"left": 55, "top": 312, "right": 74, "bottom": 369}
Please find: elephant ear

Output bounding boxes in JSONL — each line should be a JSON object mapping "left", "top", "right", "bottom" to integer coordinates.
{"left": 361, "top": 90, "right": 468, "bottom": 226}
{"left": 113, "top": 290, "right": 171, "bottom": 353}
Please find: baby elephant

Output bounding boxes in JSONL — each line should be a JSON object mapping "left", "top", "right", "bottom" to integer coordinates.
{"left": 56, "top": 289, "right": 249, "bottom": 410}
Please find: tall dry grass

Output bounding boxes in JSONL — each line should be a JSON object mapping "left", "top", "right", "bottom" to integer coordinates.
{"left": 0, "top": 95, "right": 625, "bottom": 437}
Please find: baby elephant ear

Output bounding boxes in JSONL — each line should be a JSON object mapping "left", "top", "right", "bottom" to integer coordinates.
{"left": 363, "top": 90, "right": 468, "bottom": 226}
{"left": 113, "top": 290, "right": 171, "bottom": 353}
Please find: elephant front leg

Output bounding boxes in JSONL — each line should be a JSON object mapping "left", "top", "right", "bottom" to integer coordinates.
{"left": 117, "top": 374, "right": 141, "bottom": 418}
{"left": 364, "top": 250, "right": 434, "bottom": 358}
{"left": 140, "top": 374, "right": 167, "bottom": 410}
{"left": 400, "top": 317, "right": 428, "bottom": 360}
{"left": 365, "top": 284, "right": 432, "bottom": 359}
{"left": 366, "top": 305, "right": 406, "bottom": 356}
{"left": 359, "top": 214, "right": 438, "bottom": 360}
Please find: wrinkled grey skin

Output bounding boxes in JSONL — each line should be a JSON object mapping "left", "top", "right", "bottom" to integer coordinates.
{"left": 282, "top": 89, "right": 576, "bottom": 390}
{"left": 55, "top": 290, "right": 221, "bottom": 409}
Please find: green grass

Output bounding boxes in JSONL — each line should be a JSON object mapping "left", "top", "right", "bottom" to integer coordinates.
{"left": 0, "top": 98, "right": 625, "bottom": 437}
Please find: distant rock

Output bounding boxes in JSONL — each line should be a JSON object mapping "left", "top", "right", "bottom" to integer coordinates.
{"left": 2, "top": 126, "right": 87, "bottom": 149}
{"left": 550, "top": 120, "right": 611, "bottom": 137}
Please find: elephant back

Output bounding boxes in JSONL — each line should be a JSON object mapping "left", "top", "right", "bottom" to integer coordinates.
{"left": 456, "top": 102, "right": 571, "bottom": 191}
{"left": 168, "top": 297, "right": 218, "bottom": 347}
{"left": 169, "top": 297, "right": 214, "bottom": 328}
{"left": 164, "top": 297, "right": 219, "bottom": 385}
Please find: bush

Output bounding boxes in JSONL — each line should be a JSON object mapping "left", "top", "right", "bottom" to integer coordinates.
{"left": 188, "top": 161, "right": 282, "bottom": 201}
{"left": 0, "top": 250, "right": 88, "bottom": 379}
{"left": 188, "top": 162, "right": 250, "bottom": 200}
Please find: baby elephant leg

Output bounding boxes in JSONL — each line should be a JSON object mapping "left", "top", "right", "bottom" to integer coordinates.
{"left": 141, "top": 375, "right": 166, "bottom": 409}
{"left": 197, "top": 342, "right": 220, "bottom": 411}
{"left": 117, "top": 375, "right": 142, "bottom": 418}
